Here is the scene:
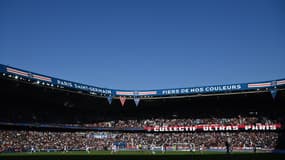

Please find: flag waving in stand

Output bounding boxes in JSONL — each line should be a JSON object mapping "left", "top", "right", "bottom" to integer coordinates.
{"left": 107, "top": 95, "right": 112, "bottom": 105}
{"left": 270, "top": 89, "right": 277, "bottom": 100}
{"left": 134, "top": 97, "right": 140, "bottom": 107}
{"left": 120, "top": 96, "right": 126, "bottom": 107}
{"left": 270, "top": 81, "right": 277, "bottom": 100}
{"left": 133, "top": 91, "right": 140, "bottom": 107}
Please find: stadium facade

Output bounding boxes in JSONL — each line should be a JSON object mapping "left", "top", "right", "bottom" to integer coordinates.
{"left": 0, "top": 64, "right": 284, "bottom": 154}
{"left": 1, "top": 64, "right": 284, "bottom": 98}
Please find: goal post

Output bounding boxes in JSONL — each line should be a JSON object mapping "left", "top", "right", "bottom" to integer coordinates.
{"left": 172, "top": 143, "right": 195, "bottom": 151}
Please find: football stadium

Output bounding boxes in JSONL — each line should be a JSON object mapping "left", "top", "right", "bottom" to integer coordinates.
{"left": 0, "top": 64, "right": 285, "bottom": 160}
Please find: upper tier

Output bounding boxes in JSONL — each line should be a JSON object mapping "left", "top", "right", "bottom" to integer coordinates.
{"left": 0, "top": 64, "right": 284, "bottom": 98}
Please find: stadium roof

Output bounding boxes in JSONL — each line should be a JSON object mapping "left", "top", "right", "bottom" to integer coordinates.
{"left": 0, "top": 64, "right": 284, "bottom": 100}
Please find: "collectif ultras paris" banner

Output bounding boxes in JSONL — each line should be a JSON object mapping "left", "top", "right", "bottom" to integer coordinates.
{"left": 144, "top": 124, "right": 281, "bottom": 132}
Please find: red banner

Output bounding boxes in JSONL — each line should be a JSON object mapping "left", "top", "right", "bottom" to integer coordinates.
{"left": 144, "top": 124, "right": 282, "bottom": 132}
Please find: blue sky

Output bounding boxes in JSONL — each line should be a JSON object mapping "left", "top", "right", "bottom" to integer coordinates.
{"left": 0, "top": 0, "right": 285, "bottom": 90}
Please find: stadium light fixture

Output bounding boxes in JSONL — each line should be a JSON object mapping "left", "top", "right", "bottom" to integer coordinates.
{"left": 15, "top": 76, "right": 18, "bottom": 79}
{"left": 36, "top": 81, "right": 40, "bottom": 84}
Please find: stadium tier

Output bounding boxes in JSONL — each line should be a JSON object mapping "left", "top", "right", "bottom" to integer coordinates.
{"left": 1, "top": 64, "right": 285, "bottom": 99}
{"left": 0, "top": 131, "right": 279, "bottom": 152}
{"left": 0, "top": 64, "right": 285, "bottom": 154}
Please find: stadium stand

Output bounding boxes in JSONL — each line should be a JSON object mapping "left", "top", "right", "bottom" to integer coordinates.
{"left": 0, "top": 130, "right": 279, "bottom": 152}
{"left": 0, "top": 64, "right": 284, "bottom": 155}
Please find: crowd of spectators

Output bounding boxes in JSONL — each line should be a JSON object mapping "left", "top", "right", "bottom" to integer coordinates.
{"left": 72, "top": 116, "right": 278, "bottom": 129}
{"left": 0, "top": 130, "right": 279, "bottom": 152}
{"left": 1, "top": 116, "right": 280, "bottom": 131}
{"left": 0, "top": 116, "right": 281, "bottom": 153}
